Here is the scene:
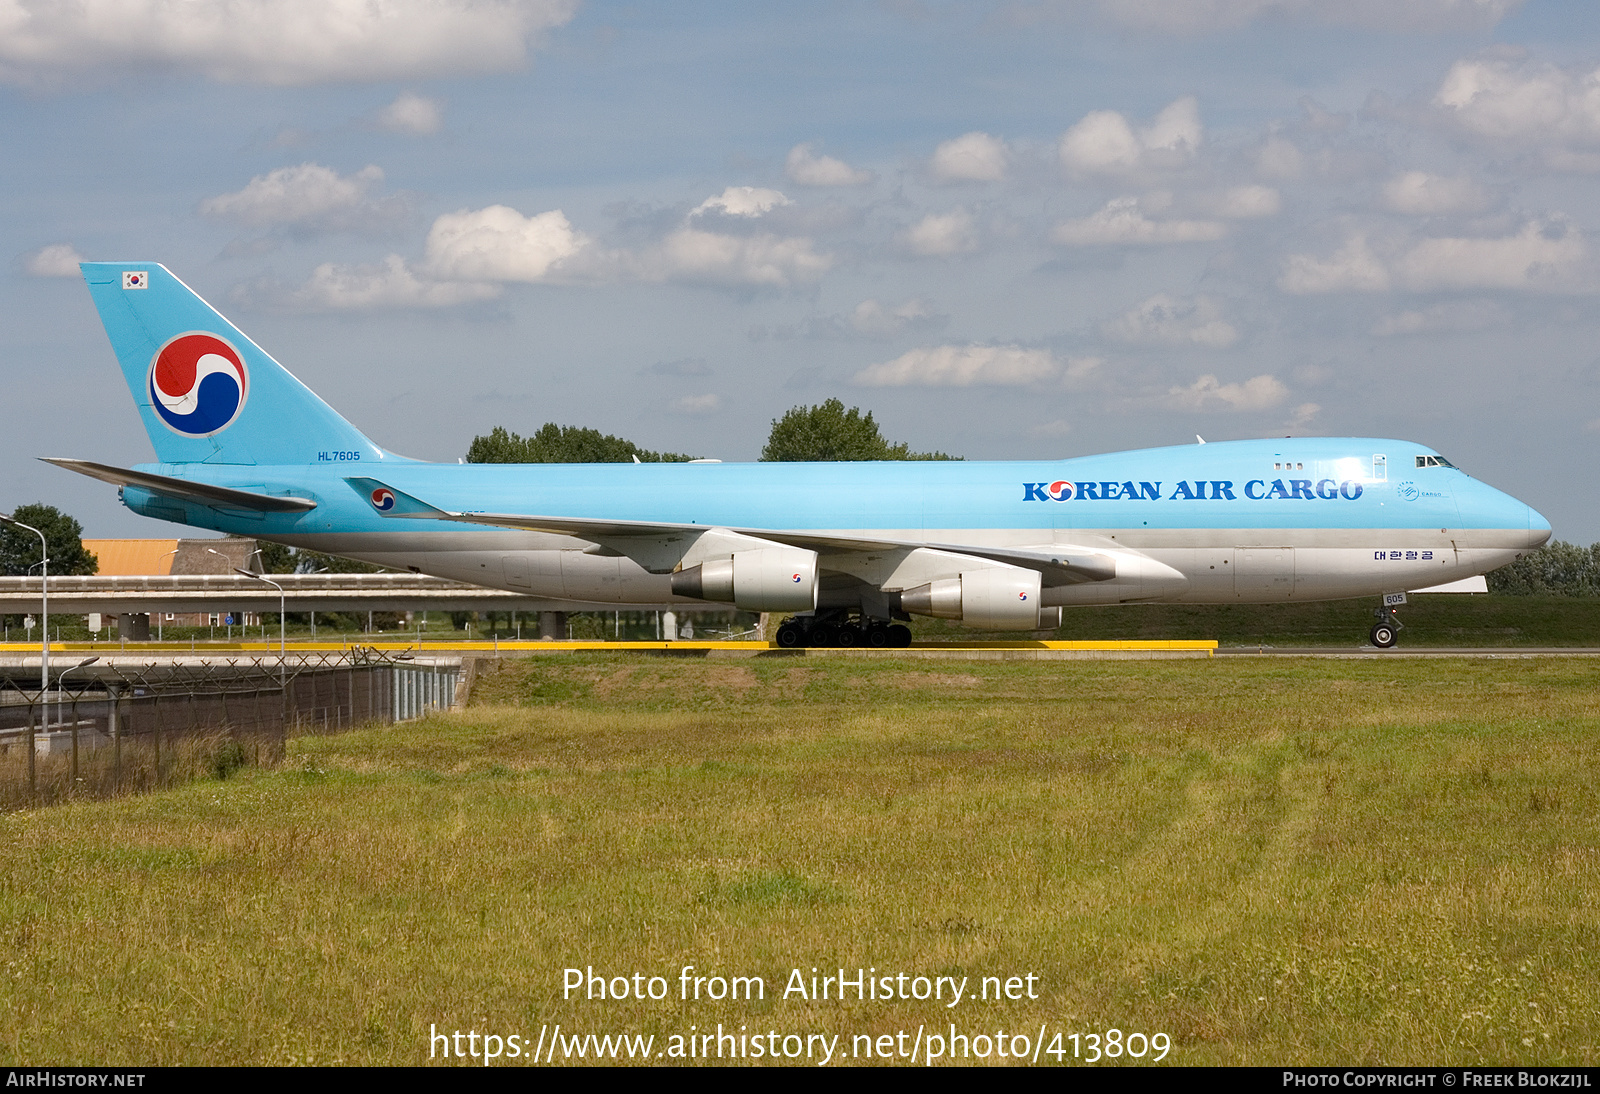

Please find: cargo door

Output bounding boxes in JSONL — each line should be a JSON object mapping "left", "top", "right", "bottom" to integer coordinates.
{"left": 1234, "top": 546, "right": 1295, "bottom": 599}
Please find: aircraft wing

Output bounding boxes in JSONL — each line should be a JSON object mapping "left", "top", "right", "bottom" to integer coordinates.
{"left": 45, "top": 458, "right": 319, "bottom": 513}
{"left": 345, "top": 476, "right": 1116, "bottom": 586}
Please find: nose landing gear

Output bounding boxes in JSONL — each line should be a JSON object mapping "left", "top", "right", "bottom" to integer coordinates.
{"left": 1369, "top": 602, "right": 1403, "bottom": 649}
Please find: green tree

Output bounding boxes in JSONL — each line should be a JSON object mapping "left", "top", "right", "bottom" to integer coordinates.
{"left": 467, "top": 424, "right": 694, "bottom": 464}
{"left": 1486, "top": 541, "right": 1600, "bottom": 596}
{"left": 254, "top": 540, "right": 385, "bottom": 575}
{"left": 255, "top": 541, "right": 297, "bottom": 574}
{"left": 759, "top": 399, "right": 958, "bottom": 461}
{"left": 0, "top": 503, "right": 98, "bottom": 576}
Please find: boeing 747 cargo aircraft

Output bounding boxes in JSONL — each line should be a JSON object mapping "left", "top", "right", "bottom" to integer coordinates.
{"left": 45, "top": 263, "right": 1551, "bottom": 648}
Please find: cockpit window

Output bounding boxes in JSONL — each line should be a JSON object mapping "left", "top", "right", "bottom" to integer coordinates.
{"left": 1415, "top": 455, "right": 1456, "bottom": 469}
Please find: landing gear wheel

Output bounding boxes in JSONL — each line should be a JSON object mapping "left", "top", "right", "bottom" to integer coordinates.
{"left": 889, "top": 624, "right": 913, "bottom": 648}
{"left": 1370, "top": 622, "right": 1397, "bottom": 648}
{"left": 834, "top": 626, "right": 859, "bottom": 648}
{"left": 809, "top": 623, "right": 836, "bottom": 648}
{"left": 775, "top": 622, "right": 806, "bottom": 648}
{"left": 866, "top": 624, "right": 891, "bottom": 648}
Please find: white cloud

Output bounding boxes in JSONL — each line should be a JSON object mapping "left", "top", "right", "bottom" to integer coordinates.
{"left": 1371, "top": 299, "right": 1511, "bottom": 336}
{"left": 670, "top": 393, "right": 721, "bottom": 415}
{"left": 1288, "top": 402, "right": 1321, "bottom": 426}
{"left": 626, "top": 227, "right": 831, "bottom": 287}
{"left": 850, "top": 298, "right": 942, "bottom": 336}
{"left": 1166, "top": 373, "right": 1289, "bottom": 412}
{"left": 1103, "top": 294, "right": 1239, "bottom": 347}
{"left": 1063, "top": 355, "right": 1104, "bottom": 381}
{"left": 1395, "top": 219, "right": 1588, "bottom": 291}
{"left": 854, "top": 344, "right": 1060, "bottom": 387}
{"left": 1051, "top": 196, "right": 1226, "bottom": 246}
{"left": 1380, "top": 171, "right": 1491, "bottom": 215}
{"left": 901, "top": 209, "right": 979, "bottom": 256}
{"left": 1284, "top": 221, "right": 1590, "bottom": 294}
{"left": 1093, "top": 0, "right": 1523, "bottom": 35}
{"left": 375, "top": 92, "right": 443, "bottom": 136}
{"left": 423, "top": 205, "right": 589, "bottom": 282}
{"left": 267, "top": 255, "right": 500, "bottom": 311}
{"left": 1195, "top": 184, "right": 1281, "bottom": 219}
{"left": 1279, "top": 234, "right": 1392, "bottom": 294}
{"left": 785, "top": 143, "right": 873, "bottom": 187}
{"left": 417, "top": 200, "right": 828, "bottom": 290}
{"left": 23, "top": 243, "right": 84, "bottom": 277}
{"left": 1255, "top": 137, "right": 1306, "bottom": 180}
{"left": 0, "top": 0, "right": 577, "bottom": 87}
{"left": 1434, "top": 57, "right": 1600, "bottom": 148}
{"left": 930, "top": 131, "right": 1008, "bottom": 182}
{"left": 1059, "top": 97, "right": 1201, "bottom": 176}
{"left": 200, "top": 163, "right": 405, "bottom": 232}
{"left": 692, "top": 186, "right": 791, "bottom": 218}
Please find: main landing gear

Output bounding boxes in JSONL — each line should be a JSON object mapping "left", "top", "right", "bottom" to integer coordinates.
{"left": 1369, "top": 603, "right": 1403, "bottom": 649}
{"left": 774, "top": 611, "right": 912, "bottom": 649}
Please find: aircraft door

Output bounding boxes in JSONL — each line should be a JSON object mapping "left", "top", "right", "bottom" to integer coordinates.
{"left": 1234, "top": 546, "right": 1294, "bottom": 600}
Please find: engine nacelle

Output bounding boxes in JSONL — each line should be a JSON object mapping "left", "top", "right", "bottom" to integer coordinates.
{"left": 899, "top": 567, "right": 1047, "bottom": 630}
{"left": 670, "top": 546, "right": 818, "bottom": 612}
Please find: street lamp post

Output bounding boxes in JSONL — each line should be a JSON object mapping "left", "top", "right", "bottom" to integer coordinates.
{"left": 1, "top": 514, "right": 48, "bottom": 694}
{"left": 235, "top": 568, "right": 285, "bottom": 688}
{"left": 154, "top": 546, "right": 179, "bottom": 641}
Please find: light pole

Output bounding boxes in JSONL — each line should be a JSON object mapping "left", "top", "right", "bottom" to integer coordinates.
{"left": 234, "top": 567, "right": 285, "bottom": 688}
{"left": 154, "top": 546, "right": 179, "bottom": 641}
{"left": 1, "top": 513, "right": 48, "bottom": 694}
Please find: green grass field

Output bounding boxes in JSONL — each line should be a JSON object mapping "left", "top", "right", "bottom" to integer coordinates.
{"left": 4, "top": 654, "right": 1598, "bottom": 1066}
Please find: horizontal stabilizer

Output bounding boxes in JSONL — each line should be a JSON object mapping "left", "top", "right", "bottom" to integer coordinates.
{"left": 43, "top": 458, "right": 317, "bottom": 513}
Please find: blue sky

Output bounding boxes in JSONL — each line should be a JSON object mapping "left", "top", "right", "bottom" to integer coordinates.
{"left": 3, "top": 0, "right": 1597, "bottom": 541}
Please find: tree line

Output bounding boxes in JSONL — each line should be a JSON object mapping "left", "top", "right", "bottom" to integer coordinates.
{"left": 466, "top": 399, "right": 957, "bottom": 464}
{"left": 1485, "top": 541, "right": 1600, "bottom": 596}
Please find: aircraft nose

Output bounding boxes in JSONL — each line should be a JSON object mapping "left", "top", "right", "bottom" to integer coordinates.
{"left": 1528, "top": 504, "right": 1553, "bottom": 548}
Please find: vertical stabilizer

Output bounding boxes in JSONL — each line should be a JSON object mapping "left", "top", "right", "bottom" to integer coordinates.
{"left": 80, "top": 262, "right": 387, "bottom": 466}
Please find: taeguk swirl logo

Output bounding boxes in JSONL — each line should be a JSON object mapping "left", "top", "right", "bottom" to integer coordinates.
{"left": 147, "top": 332, "right": 248, "bottom": 437}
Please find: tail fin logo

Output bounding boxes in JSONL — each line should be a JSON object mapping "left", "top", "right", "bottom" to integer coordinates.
{"left": 370, "top": 488, "right": 396, "bottom": 511}
{"left": 147, "top": 332, "right": 248, "bottom": 437}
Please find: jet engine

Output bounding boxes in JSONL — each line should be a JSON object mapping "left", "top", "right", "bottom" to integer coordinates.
{"left": 899, "top": 566, "right": 1053, "bottom": 630}
{"left": 670, "top": 546, "right": 819, "bottom": 612}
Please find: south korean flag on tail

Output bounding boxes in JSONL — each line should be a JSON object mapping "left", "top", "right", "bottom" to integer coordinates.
{"left": 122, "top": 271, "right": 148, "bottom": 289}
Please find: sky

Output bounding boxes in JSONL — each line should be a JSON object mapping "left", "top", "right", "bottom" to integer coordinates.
{"left": 2, "top": 0, "right": 1598, "bottom": 542}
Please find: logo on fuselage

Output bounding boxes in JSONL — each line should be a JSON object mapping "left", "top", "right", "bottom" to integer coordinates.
{"left": 370, "top": 488, "right": 396, "bottom": 512}
{"left": 1023, "top": 477, "right": 1366, "bottom": 502}
{"left": 147, "top": 332, "right": 248, "bottom": 438}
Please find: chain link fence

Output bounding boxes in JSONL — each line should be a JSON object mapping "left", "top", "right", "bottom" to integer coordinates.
{"left": 0, "top": 650, "right": 459, "bottom": 808}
